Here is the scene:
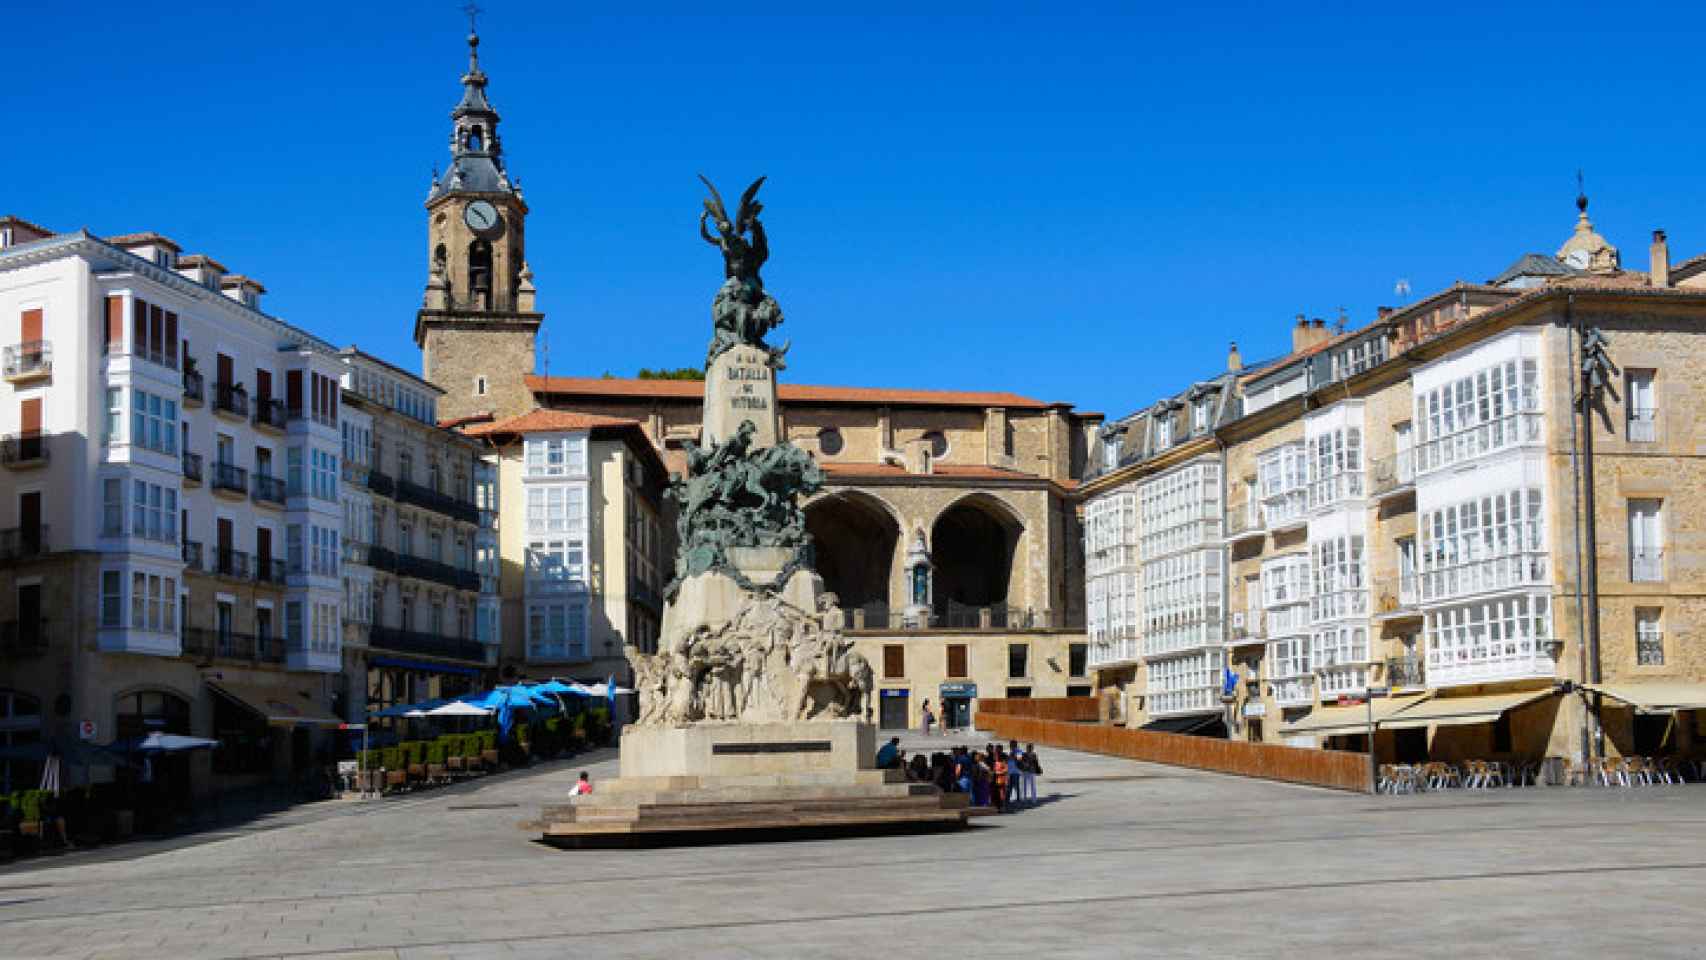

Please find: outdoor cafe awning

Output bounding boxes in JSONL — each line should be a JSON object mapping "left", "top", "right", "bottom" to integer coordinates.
{"left": 1583, "top": 682, "right": 1706, "bottom": 715}
{"left": 1379, "top": 688, "right": 1558, "bottom": 731}
{"left": 1279, "top": 693, "right": 1430, "bottom": 738}
{"left": 209, "top": 681, "right": 343, "bottom": 726}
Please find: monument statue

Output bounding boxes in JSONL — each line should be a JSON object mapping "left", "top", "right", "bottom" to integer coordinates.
{"left": 534, "top": 176, "right": 967, "bottom": 844}
{"left": 625, "top": 176, "right": 871, "bottom": 728}
{"left": 699, "top": 175, "right": 789, "bottom": 368}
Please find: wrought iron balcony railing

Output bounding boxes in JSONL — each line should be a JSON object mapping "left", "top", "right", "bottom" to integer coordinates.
{"left": 251, "top": 473, "right": 287, "bottom": 506}
{"left": 213, "top": 382, "right": 249, "bottom": 418}
{"left": 3, "top": 340, "right": 51, "bottom": 379}
{"left": 211, "top": 461, "right": 248, "bottom": 495}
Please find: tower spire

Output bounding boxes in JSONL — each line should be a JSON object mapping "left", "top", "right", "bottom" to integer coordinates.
{"left": 430, "top": 7, "right": 516, "bottom": 202}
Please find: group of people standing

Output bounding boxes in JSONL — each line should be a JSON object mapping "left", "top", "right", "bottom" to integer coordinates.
{"left": 878, "top": 736, "right": 1044, "bottom": 814}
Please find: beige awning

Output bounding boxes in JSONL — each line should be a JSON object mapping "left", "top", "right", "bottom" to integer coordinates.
{"left": 1380, "top": 688, "right": 1558, "bottom": 731}
{"left": 1584, "top": 682, "right": 1706, "bottom": 715}
{"left": 1279, "top": 693, "right": 1430, "bottom": 738}
{"left": 209, "top": 681, "right": 343, "bottom": 726}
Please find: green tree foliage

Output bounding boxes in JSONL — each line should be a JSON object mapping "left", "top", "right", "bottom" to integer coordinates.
{"left": 636, "top": 367, "right": 705, "bottom": 381}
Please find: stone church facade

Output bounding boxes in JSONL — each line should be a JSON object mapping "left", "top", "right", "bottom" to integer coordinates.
{"left": 411, "top": 30, "right": 1100, "bottom": 725}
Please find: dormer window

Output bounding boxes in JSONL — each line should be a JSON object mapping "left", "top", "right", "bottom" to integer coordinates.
{"left": 155, "top": 250, "right": 175, "bottom": 268}
{"left": 1154, "top": 417, "right": 1172, "bottom": 448}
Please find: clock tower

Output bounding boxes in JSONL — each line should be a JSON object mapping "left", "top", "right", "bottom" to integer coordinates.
{"left": 415, "top": 26, "right": 542, "bottom": 422}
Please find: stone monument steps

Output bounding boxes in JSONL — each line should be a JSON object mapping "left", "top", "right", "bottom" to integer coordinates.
{"left": 536, "top": 802, "right": 969, "bottom": 840}
{"left": 548, "top": 791, "right": 953, "bottom": 824}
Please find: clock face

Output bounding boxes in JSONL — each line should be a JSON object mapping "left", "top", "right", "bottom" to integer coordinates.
{"left": 1565, "top": 249, "right": 1590, "bottom": 270}
{"left": 464, "top": 200, "right": 503, "bottom": 238}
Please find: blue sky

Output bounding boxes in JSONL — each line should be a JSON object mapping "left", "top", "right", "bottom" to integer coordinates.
{"left": 11, "top": 3, "right": 1706, "bottom": 418}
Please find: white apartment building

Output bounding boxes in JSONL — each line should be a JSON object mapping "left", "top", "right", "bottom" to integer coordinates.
{"left": 1081, "top": 366, "right": 1242, "bottom": 730}
{"left": 338, "top": 350, "right": 501, "bottom": 713}
{"left": 1412, "top": 330, "right": 1555, "bottom": 689}
{"left": 0, "top": 223, "right": 349, "bottom": 799}
{"left": 1138, "top": 456, "right": 1225, "bottom": 720}
{"left": 466, "top": 409, "right": 667, "bottom": 697}
{"left": 1084, "top": 489, "right": 1140, "bottom": 671}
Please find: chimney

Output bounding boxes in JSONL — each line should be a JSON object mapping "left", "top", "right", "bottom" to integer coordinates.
{"left": 1377, "top": 306, "right": 1394, "bottom": 320}
{"left": 1227, "top": 341, "right": 1243, "bottom": 373}
{"left": 1291, "top": 314, "right": 1311, "bottom": 352}
{"left": 1651, "top": 229, "right": 1670, "bottom": 288}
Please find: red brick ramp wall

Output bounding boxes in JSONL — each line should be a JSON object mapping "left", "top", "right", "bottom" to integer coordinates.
{"left": 978, "top": 714, "right": 1373, "bottom": 793}
{"left": 976, "top": 697, "right": 1099, "bottom": 722}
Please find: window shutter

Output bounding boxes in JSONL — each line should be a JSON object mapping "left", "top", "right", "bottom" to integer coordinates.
{"left": 947, "top": 644, "right": 968, "bottom": 678}
{"left": 20, "top": 308, "right": 42, "bottom": 344}
{"left": 105, "top": 296, "right": 124, "bottom": 351}
{"left": 19, "top": 397, "right": 42, "bottom": 435}
{"left": 149, "top": 304, "right": 164, "bottom": 357}
{"left": 883, "top": 644, "right": 905, "bottom": 679}
{"left": 256, "top": 369, "right": 272, "bottom": 404}
{"left": 286, "top": 370, "right": 304, "bottom": 413}
{"left": 132, "top": 299, "right": 148, "bottom": 353}
{"left": 164, "top": 312, "right": 178, "bottom": 367}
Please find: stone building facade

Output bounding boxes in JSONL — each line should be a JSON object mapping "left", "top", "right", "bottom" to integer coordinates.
{"left": 400, "top": 35, "right": 1104, "bottom": 728}
{"left": 461, "top": 410, "right": 667, "bottom": 694}
{"left": 1083, "top": 199, "right": 1706, "bottom": 765}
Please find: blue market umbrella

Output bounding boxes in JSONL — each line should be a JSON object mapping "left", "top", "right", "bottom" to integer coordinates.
{"left": 532, "top": 680, "right": 589, "bottom": 698}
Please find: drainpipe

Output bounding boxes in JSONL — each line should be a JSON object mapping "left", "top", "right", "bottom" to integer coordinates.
{"left": 1566, "top": 300, "right": 1591, "bottom": 765}
{"left": 1570, "top": 294, "right": 1606, "bottom": 760}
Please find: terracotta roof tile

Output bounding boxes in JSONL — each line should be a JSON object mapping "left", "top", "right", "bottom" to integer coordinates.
{"left": 107, "top": 231, "right": 182, "bottom": 251}
{"left": 1, "top": 215, "right": 54, "bottom": 238}
{"left": 177, "top": 253, "right": 227, "bottom": 271}
{"left": 438, "top": 411, "right": 495, "bottom": 430}
{"left": 220, "top": 274, "right": 267, "bottom": 293}
{"left": 461, "top": 408, "right": 645, "bottom": 437}
{"left": 526, "top": 375, "right": 1052, "bottom": 410}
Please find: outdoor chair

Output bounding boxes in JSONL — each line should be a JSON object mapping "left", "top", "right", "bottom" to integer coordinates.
{"left": 1596, "top": 758, "right": 1627, "bottom": 787}
{"left": 1426, "top": 762, "right": 1462, "bottom": 790}
{"left": 1658, "top": 757, "right": 1688, "bottom": 784}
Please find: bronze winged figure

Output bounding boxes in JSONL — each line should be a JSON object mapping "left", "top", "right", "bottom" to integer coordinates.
{"left": 699, "top": 174, "right": 769, "bottom": 287}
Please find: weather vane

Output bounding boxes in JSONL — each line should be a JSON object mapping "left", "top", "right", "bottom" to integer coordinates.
{"left": 463, "top": 1, "right": 482, "bottom": 34}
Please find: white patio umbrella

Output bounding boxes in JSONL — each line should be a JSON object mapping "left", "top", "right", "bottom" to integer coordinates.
{"left": 577, "top": 682, "right": 635, "bottom": 697}
{"left": 39, "top": 753, "right": 60, "bottom": 796}
{"left": 425, "top": 700, "right": 493, "bottom": 717}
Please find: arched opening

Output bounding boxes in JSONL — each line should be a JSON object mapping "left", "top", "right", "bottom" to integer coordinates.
{"left": 465, "top": 124, "right": 484, "bottom": 151}
{"left": 0, "top": 690, "right": 42, "bottom": 793}
{"left": 468, "top": 239, "right": 492, "bottom": 309}
{"left": 931, "top": 495, "right": 1022, "bottom": 626}
{"left": 806, "top": 492, "right": 900, "bottom": 623}
{"left": 433, "top": 243, "right": 448, "bottom": 273}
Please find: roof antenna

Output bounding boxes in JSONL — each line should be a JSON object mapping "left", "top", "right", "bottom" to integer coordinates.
{"left": 1394, "top": 278, "right": 1411, "bottom": 304}
{"left": 539, "top": 327, "right": 549, "bottom": 380}
{"left": 1334, "top": 306, "right": 1347, "bottom": 333}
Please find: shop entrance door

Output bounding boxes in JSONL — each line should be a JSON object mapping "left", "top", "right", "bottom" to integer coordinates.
{"left": 878, "top": 689, "right": 910, "bottom": 729}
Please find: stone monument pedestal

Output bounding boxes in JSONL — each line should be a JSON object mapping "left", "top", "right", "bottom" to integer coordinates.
{"left": 525, "top": 175, "right": 967, "bottom": 847}
{"left": 529, "top": 721, "right": 968, "bottom": 845}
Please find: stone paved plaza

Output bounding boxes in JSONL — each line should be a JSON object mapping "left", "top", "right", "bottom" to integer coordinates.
{"left": 3, "top": 737, "right": 1705, "bottom": 959}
